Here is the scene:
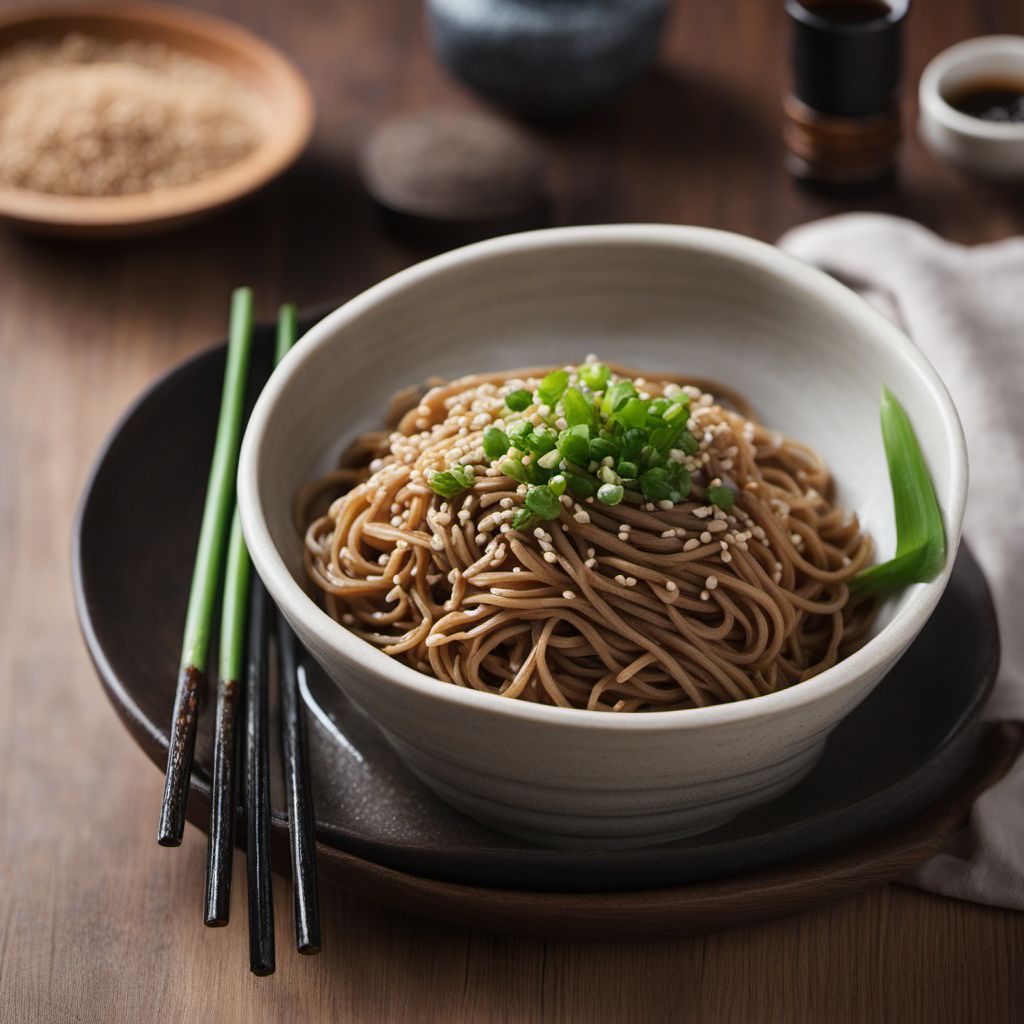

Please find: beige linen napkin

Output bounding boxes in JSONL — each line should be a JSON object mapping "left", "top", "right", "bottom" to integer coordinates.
{"left": 778, "top": 214, "right": 1024, "bottom": 910}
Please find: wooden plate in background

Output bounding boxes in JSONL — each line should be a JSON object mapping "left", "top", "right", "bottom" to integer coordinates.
{"left": 0, "top": 2, "right": 314, "bottom": 236}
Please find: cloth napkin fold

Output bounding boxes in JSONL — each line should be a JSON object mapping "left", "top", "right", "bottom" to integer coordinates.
{"left": 778, "top": 214, "right": 1024, "bottom": 911}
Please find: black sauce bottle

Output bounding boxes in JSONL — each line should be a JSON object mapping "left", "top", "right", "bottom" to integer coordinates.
{"left": 784, "top": 0, "right": 910, "bottom": 193}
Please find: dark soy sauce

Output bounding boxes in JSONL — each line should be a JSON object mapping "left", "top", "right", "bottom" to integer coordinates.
{"left": 801, "top": 0, "right": 893, "bottom": 23}
{"left": 947, "top": 81, "right": 1024, "bottom": 124}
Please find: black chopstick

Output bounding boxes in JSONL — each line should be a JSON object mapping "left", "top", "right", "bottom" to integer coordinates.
{"left": 245, "top": 574, "right": 275, "bottom": 976}
{"left": 204, "top": 512, "right": 251, "bottom": 926}
{"left": 277, "top": 612, "right": 322, "bottom": 955}
{"left": 159, "top": 288, "right": 254, "bottom": 847}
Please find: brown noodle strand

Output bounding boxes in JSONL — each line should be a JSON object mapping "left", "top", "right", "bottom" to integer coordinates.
{"left": 299, "top": 365, "right": 876, "bottom": 711}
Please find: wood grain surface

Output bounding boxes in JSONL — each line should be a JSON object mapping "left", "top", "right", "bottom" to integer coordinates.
{"left": 2, "top": 0, "right": 1023, "bottom": 1021}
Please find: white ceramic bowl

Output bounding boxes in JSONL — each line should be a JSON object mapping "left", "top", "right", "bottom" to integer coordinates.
{"left": 238, "top": 225, "right": 966, "bottom": 849}
{"left": 919, "top": 36, "right": 1024, "bottom": 182}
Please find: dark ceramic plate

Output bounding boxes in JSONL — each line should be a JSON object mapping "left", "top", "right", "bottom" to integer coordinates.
{"left": 74, "top": 316, "right": 1001, "bottom": 895}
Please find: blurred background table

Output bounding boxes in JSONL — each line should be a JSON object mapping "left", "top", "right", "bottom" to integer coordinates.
{"left": 2, "top": 0, "right": 1023, "bottom": 1021}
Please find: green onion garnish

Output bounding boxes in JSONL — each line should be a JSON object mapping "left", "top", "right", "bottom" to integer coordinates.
{"left": 524, "top": 485, "right": 562, "bottom": 520}
{"left": 425, "top": 364, "right": 746, "bottom": 523}
{"left": 428, "top": 464, "right": 475, "bottom": 497}
{"left": 851, "top": 387, "right": 946, "bottom": 595}
{"left": 536, "top": 369, "right": 569, "bottom": 406}
{"left": 707, "top": 485, "right": 734, "bottom": 511}
{"left": 565, "top": 472, "right": 596, "bottom": 498}
{"left": 512, "top": 508, "right": 535, "bottom": 531}
{"left": 597, "top": 483, "right": 624, "bottom": 505}
{"left": 482, "top": 426, "right": 510, "bottom": 460}
{"left": 579, "top": 361, "right": 610, "bottom": 391}
{"left": 505, "top": 389, "right": 532, "bottom": 411}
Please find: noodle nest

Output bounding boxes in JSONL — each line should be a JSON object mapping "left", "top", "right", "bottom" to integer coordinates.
{"left": 299, "top": 364, "right": 875, "bottom": 712}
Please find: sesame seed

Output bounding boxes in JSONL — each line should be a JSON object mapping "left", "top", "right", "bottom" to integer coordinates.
{"left": 700, "top": 590, "right": 710, "bottom": 601}
{"left": 562, "top": 590, "right": 576, "bottom": 600}
{"left": 683, "top": 539, "right": 700, "bottom": 551}
{"left": 574, "top": 510, "right": 591, "bottom": 524}
{"left": 625, "top": 577, "right": 637, "bottom": 587}
{"left": 700, "top": 531, "right": 712, "bottom": 544}
{"left": 665, "top": 580, "right": 678, "bottom": 592}
{"left": 614, "top": 574, "right": 627, "bottom": 585}
{"left": 543, "top": 551, "right": 558, "bottom": 563}
{"left": 706, "top": 575, "right": 718, "bottom": 590}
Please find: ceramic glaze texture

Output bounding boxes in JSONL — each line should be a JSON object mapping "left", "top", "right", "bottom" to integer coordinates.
{"left": 238, "top": 225, "right": 967, "bottom": 849}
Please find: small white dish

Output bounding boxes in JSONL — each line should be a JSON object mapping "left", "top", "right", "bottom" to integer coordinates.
{"left": 238, "top": 225, "right": 967, "bottom": 849}
{"left": 918, "top": 35, "right": 1024, "bottom": 181}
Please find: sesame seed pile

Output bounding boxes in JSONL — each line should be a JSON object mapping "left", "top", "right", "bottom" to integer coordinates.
{"left": 302, "top": 363, "right": 877, "bottom": 711}
{"left": 0, "top": 34, "right": 264, "bottom": 196}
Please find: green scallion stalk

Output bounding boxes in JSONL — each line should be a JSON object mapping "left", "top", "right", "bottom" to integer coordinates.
{"left": 851, "top": 387, "right": 946, "bottom": 595}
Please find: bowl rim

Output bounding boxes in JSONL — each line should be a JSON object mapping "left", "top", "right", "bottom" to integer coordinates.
{"left": 238, "top": 223, "right": 968, "bottom": 734}
{"left": 919, "top": 34, "right": 1024, "bottom": 142}
{"left": 0, "top": 1, "right": 314, "bottom": 230}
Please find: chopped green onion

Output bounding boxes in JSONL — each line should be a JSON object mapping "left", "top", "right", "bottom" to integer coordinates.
{"left": 597, "top": 483, "right": 624, "bottom": 506}
{"left": 524, "top": 426, "right": 557, "bottom": 456}
{"left": 537, "top": 370, "right": 569, "bottom": 406}
{"left": 852, "top": 387, "right": 946, "bottom": 595}
{"left": 663, "top": 400, "right": 690, "bottom": 425}
{"left": 482, "top": 426, "right": 510, "bottom": 460}
{"left": 601, "top": 379, "right": 637, "bottom": 417}
{"left": 565, "top": 472, "right": 596, "bottom": 499}
{"left": 558, "top": 424, "right": 591, "bottom": 465}
{"left": 428, "top": 465, "right": 474, "bottom": 497}
{"left": 616, "top": 460, "right": 638, "bottom": 480}
{"left": 548, "top": 474, "right": 567, "bottom": 497}
{"left": 537, "top": 448, "right": 562, "bottom": 470}
{"left": 707, "top": 485, "right": 734, "bottom": 511}
{"left": 561, "top": 386, "right": 595, "bottom": 427}
{"left": 505, "top": 389, "right": 532, "bottom": 411}
{"left": 580, "top": 362, "right": 610, "bottom": 391}
{"left": 599, "top": 465, "right": 620, "bottom": 485}
{"left": 620, "top": 428, "right": 646, "bottom": 460}
{"left": 677, "top": 431, "right": 700, "bottom": 456}
{"left": 669, "top": 463, "right": 691, "bottom": 498}
{"left": 525, "top": 485, "right": 562, "bottom": 520}
{"left": 614, "top": 397, "right": 649, "bottom": 429}
{"left": 499, "top": 457, "right": 529, "bottom": 483}
{"left": 641, "top": 467, "right": 672, "bottom": 501}
{"left": 590, "top": 436, "right": 618, "bottom": 461}
{"left": 512, "top": 508, "right": 535, "bottom": 531}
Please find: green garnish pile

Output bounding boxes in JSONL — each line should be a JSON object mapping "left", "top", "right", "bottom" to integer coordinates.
{"left": 427, "top": 363, "right": 734, "bottom": 533}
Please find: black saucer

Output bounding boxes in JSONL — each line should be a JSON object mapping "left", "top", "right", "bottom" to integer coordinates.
{"left": 73, "top": 315, "right": 1001, "bottom": 894}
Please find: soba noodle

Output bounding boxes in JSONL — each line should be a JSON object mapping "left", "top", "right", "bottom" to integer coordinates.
{"left": 299, "top": 362, "right": 876, "bottom": 711}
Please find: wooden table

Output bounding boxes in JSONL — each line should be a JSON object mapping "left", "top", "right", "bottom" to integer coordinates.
{"left": 2, "top": 0, "right": 1023, "bottom": 1020}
